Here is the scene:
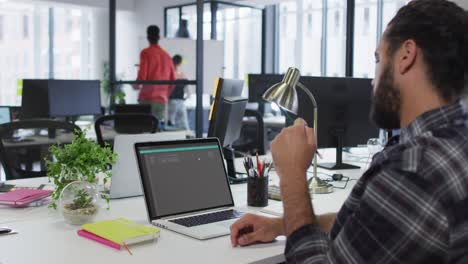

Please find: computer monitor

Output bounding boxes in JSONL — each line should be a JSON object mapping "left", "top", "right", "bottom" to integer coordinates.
{"left": 48, "top": 80, "right": 101, "bottom": 117}
{"left": 298, "top": 76, "right": 379, "bottom": 169}
{"left": 114, "top": 104, "right": 151, "bottom": 114}
{"left": 248, "top": 74, "right": 379, "bottom": 170}
{"left": 113, "top": 104, "right": 153, "bottom": 133}
{"left": 21, "top": 79, "right": 50, "bottom": 119}
{"left": 211, "top": 97, "right": 247, "bottom": 148}
{"left": 209, "top": 97, "right": 248, "bottom": 183}
{"left": 0, "top": 106, "right": 11, "bottom": 124}
{"left": 248, "top": 74, "right": 282, "bottom": 103}
{"left": 208, "top": 78, "right": 244, "bottom": 137}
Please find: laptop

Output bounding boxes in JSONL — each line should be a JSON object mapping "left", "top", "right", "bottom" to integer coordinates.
{"left": 110, "top": 132, "right": 186, "bottom": 199}
{"left": 135, "top": 138, "right": 245, "bottom": 240}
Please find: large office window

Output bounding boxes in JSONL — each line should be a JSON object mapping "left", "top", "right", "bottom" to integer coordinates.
{"left": 0, "top": 2, "right": 100, "bottom": 106}
{"left": 278, "top": 0, "right": 410, "bottom": 78}
{"left": 353, "top": 0, "right": 378, "bottom": 78}
{"left": 181, "top": 4, "right": 212, "bottom": 40}
{"left": 353, "top": 0, "right": 409, "bottom": 78}
{"left": 53, "top": 7, "right": 94, "bottom": 79}
{"left": 217, "top": 4, "right": 262, "bottom": 79}
{"left": 326, "top": 0, "right": 346, "bottom": 77}
{"left": 302, "top": 0, "right": 323, "bottom": 76}
{"left": 278, "top": 0, "right": 346, "bottom": 77}
{"left": 0, "top": 2, "right": 49, "bottom": 106}
{"left": 164, "top": 2, "right": 262, "bottom": 80}
{"left": 278, "top": 1, "right": 297, "bottom": 74}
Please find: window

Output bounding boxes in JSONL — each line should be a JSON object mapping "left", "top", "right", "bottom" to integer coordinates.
{"left": 53, "top": 7, "right": 97, "bottom": 80}
{"left": 180, "top": 4, "right": 212, "bottom": 40}
{"left": 302, "top": 0, "right": 322, "bottom": 76}
{"left": 353, "top": 0, "right": 409, "bottom": 78}
{"left": 278, "top": 0, "right": 346, "bottom": 77}
{"left": 166, "top": 8, "right": 180, "bottom": 38}
{"left": 0, "top": 3, "right": 48, "bottom": 105}
{"left": 278, "top": 1, "right": 297, "bottom": 74}
{"left": 164, "top": 2, "right": 262, "bottom": 80}
{"left": 23, "top": 15, "right": 28, "bottom": 39}
{"left": 0, "top": 2, "right": 99, "bottom": 106}
{"left": 353, "top": 0, "right": 377, "bottom": 78}
{"left": 363, "top": 7, "right": 370, "bottom": 35}
{"left": 326, "top": 0, "right": 346, "bottom": 77}
{"left": 0, "top": 15, "right": 4, "bottom": 41}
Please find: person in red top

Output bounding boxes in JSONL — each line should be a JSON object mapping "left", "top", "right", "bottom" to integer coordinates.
{"left": 134, "top": 25, "right": 175, "bottom": 123}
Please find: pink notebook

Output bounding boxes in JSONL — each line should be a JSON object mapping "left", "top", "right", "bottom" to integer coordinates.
{"left": 0, "top": 189, "right": 52, "bottom": 207}
{"left": 77, "top": 230, "right": 121, "bottom": 250}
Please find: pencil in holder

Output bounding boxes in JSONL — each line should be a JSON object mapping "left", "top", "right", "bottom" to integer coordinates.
{"left": 247, "top": 176, "right": 269, "bottom": 207}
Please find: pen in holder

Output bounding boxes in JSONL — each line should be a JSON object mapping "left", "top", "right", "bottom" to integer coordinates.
{"left": 244, "top": 154, "right": 271, "bottom": 207}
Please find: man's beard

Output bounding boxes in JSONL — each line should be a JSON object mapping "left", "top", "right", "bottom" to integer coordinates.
{"left": 370, "top": 64, "right": 401, "bottom": 130}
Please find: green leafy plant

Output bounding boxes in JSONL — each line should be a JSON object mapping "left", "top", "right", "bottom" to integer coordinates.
{"left": 46, "top": 129, "right": 117, "bottom": 209}
{"left": 114, "top": 91, "right": 126, "bottom": 105}
{"left": 68, "top": 189, "right": 93, "bottom": 210}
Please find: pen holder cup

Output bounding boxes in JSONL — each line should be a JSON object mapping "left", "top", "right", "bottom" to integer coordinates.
{"left": 247, "top": 176, "right": 269, "bottom": 207}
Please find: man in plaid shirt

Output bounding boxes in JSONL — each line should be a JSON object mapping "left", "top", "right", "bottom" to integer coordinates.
{"left": 230, "top": 0, "right": 468, "bottom": 263}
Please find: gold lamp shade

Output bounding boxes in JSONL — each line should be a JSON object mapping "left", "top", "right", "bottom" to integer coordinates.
{"left": 262, "top": 67, "right": 301, "bottom": 114}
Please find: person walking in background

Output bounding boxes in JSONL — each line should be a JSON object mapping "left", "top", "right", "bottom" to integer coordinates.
{"left": 134, "top": 25, "right": 175, "bottom": 123}
{"left": 168, "top": 55, "right": 190, "bottom": 130}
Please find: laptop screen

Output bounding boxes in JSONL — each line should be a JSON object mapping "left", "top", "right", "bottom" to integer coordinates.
{"left": 135, "top": 139, "right": 234, "bottom": 220}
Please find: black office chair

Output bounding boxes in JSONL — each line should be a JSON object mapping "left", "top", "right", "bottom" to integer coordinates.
{"left": 233, "top": 109, "right": 266, "bottom": 155}
{"left": 94, "top": 113, "right": 159, "bottom": 148}
{"left": 0, "top": 119, "right": 81, "bottom": 180}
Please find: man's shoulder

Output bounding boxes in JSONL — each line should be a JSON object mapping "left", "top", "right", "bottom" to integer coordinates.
{"left": 374, "top": 126, "right": 468, "bottom": 196}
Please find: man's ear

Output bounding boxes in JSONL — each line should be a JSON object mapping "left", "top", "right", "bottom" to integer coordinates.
{"left": 397, "top": 39, "right": 417, "bottom": 74}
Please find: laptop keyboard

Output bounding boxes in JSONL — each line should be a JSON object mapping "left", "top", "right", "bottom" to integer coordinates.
{"left": 169, "top": 209, "right": 244, "bottom": 227}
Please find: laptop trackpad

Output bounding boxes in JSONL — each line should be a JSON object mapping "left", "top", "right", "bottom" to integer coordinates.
{"left": 216, "top": 219, "right": 237, "bottom": 228}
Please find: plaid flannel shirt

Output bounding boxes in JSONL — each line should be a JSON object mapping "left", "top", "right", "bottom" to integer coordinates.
{"left": 285, "top": 102, "right": 468, "bottom": 263}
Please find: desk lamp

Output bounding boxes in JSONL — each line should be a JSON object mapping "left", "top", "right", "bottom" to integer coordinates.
{"left": 262, "top": 67, "right": 333, "bottom": 194}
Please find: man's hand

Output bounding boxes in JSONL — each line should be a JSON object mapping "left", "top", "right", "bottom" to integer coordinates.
{"left": 271, "top": 118, "right": 317, "bottom": 236}
{"left": 230, "top": 214, "right": 284, "bottom": 247}
{"left": 271, "top": 118, "right": 317, "bottom": 180}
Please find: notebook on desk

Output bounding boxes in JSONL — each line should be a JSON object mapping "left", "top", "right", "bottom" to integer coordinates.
{"left": 0, "top": 189, "right": 52, "bottom": 207}
{"left": 81, "top": 218, "right": 160, "bottom": 246}
{"left": 135, "top": 138, "right": 246, "bottom": 240}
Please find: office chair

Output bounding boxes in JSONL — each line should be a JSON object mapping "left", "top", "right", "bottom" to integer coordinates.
{"left": 94, "top": 113, "right": 159, "bottom": 148}
{"left": 0, "top": 119, "right": 81, "bottom": 180}
{"left": 233, "top": 109, "right": 266, "bottom": 155}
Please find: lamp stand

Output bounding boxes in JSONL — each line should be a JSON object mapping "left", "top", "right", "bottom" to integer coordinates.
{"left": 297, "top": 83, "right": 333, "bottom": 194}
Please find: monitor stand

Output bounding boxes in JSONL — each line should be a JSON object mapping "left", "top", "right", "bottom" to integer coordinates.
{"left": 318, "top": 130, "right": 360, "bottom": 170}
{"left": 223, "top": 146, "right": 248, "bottom": 184}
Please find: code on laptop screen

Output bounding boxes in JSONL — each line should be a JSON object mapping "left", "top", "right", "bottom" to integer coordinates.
{"left": 137, "top": 141, "right": 234, "bottom": 219}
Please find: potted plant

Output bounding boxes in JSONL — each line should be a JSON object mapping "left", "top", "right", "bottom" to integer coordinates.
{"left": 60, "top": 181, "right": 100, "bottom": 225}
{"left": 46, "top": 130, "right": 117, "bottom": 215}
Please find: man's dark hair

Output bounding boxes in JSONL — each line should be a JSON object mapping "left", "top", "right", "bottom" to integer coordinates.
{"left": 147, "top": 25, "right": 160, "bottom": 44}
{"left": 385, "top": 0, "right": 468, "bottom": 100}
{"left": 173, "top": 54, "right": 183, "bottom": 66}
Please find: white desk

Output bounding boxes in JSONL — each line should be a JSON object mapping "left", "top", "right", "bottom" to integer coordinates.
{"left": 0, "top": 149, "right": 369, "bottom": 264}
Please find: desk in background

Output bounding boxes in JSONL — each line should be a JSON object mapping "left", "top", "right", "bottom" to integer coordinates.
{"left": 0, "top": 149, "right": 369, "bottom": 264}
